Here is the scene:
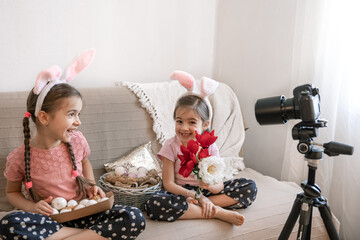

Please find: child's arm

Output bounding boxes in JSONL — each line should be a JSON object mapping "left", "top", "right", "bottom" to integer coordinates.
{"left": 161, "top": 156, "right": 216, "bottom": 218}
{"left": 160, "top": 156, "right": 197, "bottom": 198}
{"left": 81, "top": 157, "right": 96, "bottom": 184}
{"left": 81, "top": 157, "right": 105, "bottom": 198}
{"left": 6, "top": 180, "right": 54, "bottom": 216}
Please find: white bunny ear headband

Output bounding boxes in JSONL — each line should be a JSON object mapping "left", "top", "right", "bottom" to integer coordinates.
{"left": 170, "top": 70, "right": 219, "bottom": 122}
{"left": 33, "top": 49, "right": 96, "bottom": 117}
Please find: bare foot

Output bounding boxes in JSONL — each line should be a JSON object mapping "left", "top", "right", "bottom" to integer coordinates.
{"left": 214, "top": 206, "right": 245, "bottom": 226}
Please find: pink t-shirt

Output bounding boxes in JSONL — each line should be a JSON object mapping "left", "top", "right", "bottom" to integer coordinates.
{"left": 4, "top": 131, "right": 90, "bottom": 201}
{"left": 158, "top": 135, "right": 220, "bottom": 186}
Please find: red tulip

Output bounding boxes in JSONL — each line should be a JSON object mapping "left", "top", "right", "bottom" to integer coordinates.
{"left": 198, "top": 148, "right": 210, "bottom": 159}
{"left": 187, "top": 139, "right": 200, "bottom": 154}
{"left": 195, "top": 130, "right": 218, "bottom": 148}
{"left": 178, "top": 151, "right": 197, "bottom": 177}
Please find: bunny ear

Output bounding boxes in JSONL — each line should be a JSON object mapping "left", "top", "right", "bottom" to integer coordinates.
{"left": 33, "top": 65, "right": 62, "bottom": 94}
{"left": 200, "top": 76, "right": 219, "bottom": 98}
{"left": 61, "top": 49, "right": 96, "bottom": 82}
{"left": 170, "top": 70, "right": 195, "bottom": 92}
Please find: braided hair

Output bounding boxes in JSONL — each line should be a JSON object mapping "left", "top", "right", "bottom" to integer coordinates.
{"left": 23, "top": 83, "right": 93, "bottom": 201}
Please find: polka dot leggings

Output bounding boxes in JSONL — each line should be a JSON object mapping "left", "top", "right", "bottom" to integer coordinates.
{"left": 0, "top": 204, "right": 145, "bottom": 240}
{"left": 144, "top": 178, "right": 257, "bottom": 222}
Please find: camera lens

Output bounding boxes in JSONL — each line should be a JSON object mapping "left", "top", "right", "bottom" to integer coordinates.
{"left": 255, "top": 96, "right": 295, "bottom": 125}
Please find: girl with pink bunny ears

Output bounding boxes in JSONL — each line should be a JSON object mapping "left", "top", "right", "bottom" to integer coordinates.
{"left": 144, "top": 71, "right": 257, "bottom": 226}
{"left": 0, "top": 50, "right": 145, "bottom": 240}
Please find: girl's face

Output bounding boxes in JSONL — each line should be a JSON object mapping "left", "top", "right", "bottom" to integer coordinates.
{"left": 45, "top": 96, "right": 83, "bottom": 145}
{"left": 175, "top": 107, "right": 209, "bottom": 146}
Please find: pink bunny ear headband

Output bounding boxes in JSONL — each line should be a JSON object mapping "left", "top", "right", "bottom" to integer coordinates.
{"left": 33, "top": 49, "right": 96, "bottom": 117}
{"left": 170, "top": 70, "right": 219, "bottom": 122}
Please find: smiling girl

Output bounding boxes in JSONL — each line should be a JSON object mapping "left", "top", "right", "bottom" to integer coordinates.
{"left": 144, "top": 71, "right": 258, "bottom": 226}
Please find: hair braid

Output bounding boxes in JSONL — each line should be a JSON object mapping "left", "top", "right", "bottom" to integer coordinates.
{"left": 66, "top": 142, "right": 94, "bottom": 198}
{"left": 23, "top": 116, "right": 39, "bottom": 201}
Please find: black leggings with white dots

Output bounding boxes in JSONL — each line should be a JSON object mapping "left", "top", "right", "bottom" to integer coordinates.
{"left": 0, "top": 204, "right": 146, "bottom": 240}
{"left": 144, "top": 178, "right": 257, "bottom": 222}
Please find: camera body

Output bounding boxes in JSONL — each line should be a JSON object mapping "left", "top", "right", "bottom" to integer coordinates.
{"left": 255, "top": 84, "right": 321, "bottom": 125}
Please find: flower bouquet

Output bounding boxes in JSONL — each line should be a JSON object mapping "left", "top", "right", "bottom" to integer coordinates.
{"left": 178, "top": 130, "right": 225, "bottom": 199}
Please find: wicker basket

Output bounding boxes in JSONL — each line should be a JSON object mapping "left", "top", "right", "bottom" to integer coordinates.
{"left": 99, "top": 173, "right": 162, "bottom": 210}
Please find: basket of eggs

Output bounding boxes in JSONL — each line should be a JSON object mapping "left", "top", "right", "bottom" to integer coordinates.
{"left": 99, "top": 166, "right": 162, "bottom": 210}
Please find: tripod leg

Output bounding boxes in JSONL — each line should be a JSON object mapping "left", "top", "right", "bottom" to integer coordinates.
{"left": 298, "top": 204, "right": 312, "bottom": 240}
{"left": 318, "top": 204, "right": 340, "bottom": 240}
{"left": 279, "top": 195, "right": 302, "bottom": 240}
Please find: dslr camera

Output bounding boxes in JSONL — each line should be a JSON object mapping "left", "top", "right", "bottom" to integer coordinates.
{"left": 255, "top": 84, "right": 320, "bottom": 125}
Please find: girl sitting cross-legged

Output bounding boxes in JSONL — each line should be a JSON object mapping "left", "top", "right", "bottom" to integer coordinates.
{"left": 144, "top": 71, "right": 257, "bottom": 226}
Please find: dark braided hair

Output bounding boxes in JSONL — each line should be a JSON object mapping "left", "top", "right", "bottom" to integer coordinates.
{"left": 24, "top": 83, "right": 93, "bottom": 201}
{"left": 66, "top": 142, "right": 94, "bottom": 198}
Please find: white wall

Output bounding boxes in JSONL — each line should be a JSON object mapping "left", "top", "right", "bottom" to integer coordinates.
{"left": 0, "top": 0, "right": 216, "bottom": 92}
{"left": 213, "top": 0, "right": 297, "bottom": 179}
{"left": 0, "top": 0, "right": 299, "bottom": 180}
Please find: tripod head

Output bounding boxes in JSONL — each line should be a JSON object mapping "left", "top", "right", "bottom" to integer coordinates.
{"left": 292, "top": 119, "right": 354, "bottom": 160}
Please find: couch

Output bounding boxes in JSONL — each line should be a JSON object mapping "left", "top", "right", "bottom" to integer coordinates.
{"left": 0, "top": 82, "right": 339, "bottom": 239}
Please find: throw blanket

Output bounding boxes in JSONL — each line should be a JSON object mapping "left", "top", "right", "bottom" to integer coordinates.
{"left": 122, "top": 80, "right": 246, "bottom": 172}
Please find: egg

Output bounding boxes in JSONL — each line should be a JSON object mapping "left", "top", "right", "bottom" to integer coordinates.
{"left": 128, "top": 172, "right": 138, "bottom": 178}
{"left": 90, "top": 195, "right": 102, "bottom": 202}
{"left": 51, "top": 197, "right": 67, "bottom": 210}
{"left": 51, "top": 208, "right": 59, "bottom": 215}
{"left": 137, "top": 172, "right": 147, "bottom": 178}
{"left": 79, "top": 199, "right": 89, "bottom": 206}
{"left": 99, "top": 197, "right": 109, "bottom": 202}
{"left": 128, "top": 167, "right": 138, "bottom": 174}
{"left": 60, "top": 207, "right": 72, "bottom": 213}
{"left": 74, "top": 204, "right": 85, "bottom": 210}
{"left": 115, "top": 166, "right": 127, "bottom": 176}
{"left": 67, "top": 199, "right": 78, "bottom": 208}
{"left": 86, "top": 199, "right": 98, "bottom": 206}
{"left": 137, "top": 166, "right": 148, "bottom": 175}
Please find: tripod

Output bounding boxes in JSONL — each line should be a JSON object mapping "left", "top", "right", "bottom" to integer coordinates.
{"left": 278, "top": 120, "right": 353, "bottom": 240}
{"left": 279, "top": 149, "right": 339, "bottom": 240}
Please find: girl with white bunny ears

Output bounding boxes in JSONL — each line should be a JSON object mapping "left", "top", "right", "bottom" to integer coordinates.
{"left": 144, "top": 71, "right": 257, "bottom": 226}
{"left": 1, "top": 49, "right": 145, "bottom": 240}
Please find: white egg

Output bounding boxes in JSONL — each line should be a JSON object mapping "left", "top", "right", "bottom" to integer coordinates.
{"left": 52, "top": 208, "right": 59, "bottom": 215}
{"left": 60, "top": 207, "right": 72, "bottom": 213}
{"left": 79, "top": 199, "right": 89, "bottom": 206}
{"left": 74, "top": 204, "right": 85, "bottom": 210}
{"left": 51, "top": 197, "right": 67, "bottom": 210}
{"left": 86, "top": 199, "right": 98, "bottom": 206}
{"left": 90, "top": 195, "right": 102, "bottom": 202}
{"left": 128, "top": 167, "right": 138, "bottom": 174}
{"left": 137, "top": 172, "right": 147, "bottom": 178}
{"left": 99, "top": 197, "right": 109, "bottom": 202}
{"left": 67, "top": 199, "right": 78, "bottom": 208}
{"left": 128, "top": 172, "right": 138, "bottom": 178}
{"left": 115, "top": 166, "right": 127, "bottom": 176}
{"left": 137, "top": 166, "right": 148, "bottom": 175}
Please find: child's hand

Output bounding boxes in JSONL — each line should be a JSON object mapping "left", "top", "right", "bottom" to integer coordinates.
{"left": 199, "top": 181, "right": 223, "bottom": 194}
{"left": 199, "top": 195, "right": 216, "bottom": 218}
{"left": 32, "top": 196, "right": 54, "bottom": 216}
{"left": 86, "top": 185, "right": 105, "bottom": 198}
{"left": 186, "top": 197, "right": 199, "bottom": 205}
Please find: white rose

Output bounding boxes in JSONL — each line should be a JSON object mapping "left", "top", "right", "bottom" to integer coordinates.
{"left": 198, "top": 156, "right": 225, "bottom": 185}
